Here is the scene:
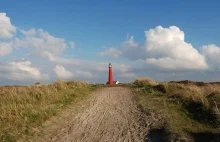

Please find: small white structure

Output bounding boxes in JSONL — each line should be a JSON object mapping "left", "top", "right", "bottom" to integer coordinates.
{"left": 106, "top": 81, "right": 120, "bottom": 85}
{"left": 114, "top": 81, "right": 120, "bottom": 84}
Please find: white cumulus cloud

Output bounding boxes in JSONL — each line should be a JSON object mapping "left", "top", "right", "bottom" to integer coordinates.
{"left": 19, "top": 28, "right": 36, "bottom": 36}
{"left": 0, "top": 60, "right": 48, "bottom": 81}
{"left": 0, "top": 13, "right": 16, "bottom": 39}
{"left": 14, "top": 29, "right": 68, "bottom": 56}
{"left": 144, "top": 26, "right": 208, "bottom": 70}
{"left": 54, "top": 65, "right": 73, "bottom": 79}
{"left": 0, "top": 42, "right": 12, "bottom": 56}
{"left": 99, "top": 26, "right": 208, "bottom": 71}
{"left": 202, "top": 44, "right": 220, "bottom": 67}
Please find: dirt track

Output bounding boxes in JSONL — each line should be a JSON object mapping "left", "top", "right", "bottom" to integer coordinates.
{"left": 34, "top": 87, "right": 148, "bottom": 142}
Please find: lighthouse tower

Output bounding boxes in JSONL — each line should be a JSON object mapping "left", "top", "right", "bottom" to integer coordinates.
{"left": 108, "top": 63, "right": 114, "bottom": 85}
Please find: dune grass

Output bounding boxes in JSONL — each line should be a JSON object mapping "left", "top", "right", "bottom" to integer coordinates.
{"left": 133, "top": 78, "right": 220, "bottom": 140}
{"left": 0, "top": 80, "right": 95, "bottom": 142}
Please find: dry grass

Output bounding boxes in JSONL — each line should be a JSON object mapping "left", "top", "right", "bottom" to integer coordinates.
{"left": 133, "top": 79, "right": 220, "bottom": 140}
{"left": 133, "top": 77, "right": 159, "bottom": 86}
{"left": 162, "top": 82, "right": 210, "bottom": 108}
{"left": 0, "top": 80, "right": 94, "bottom": 142}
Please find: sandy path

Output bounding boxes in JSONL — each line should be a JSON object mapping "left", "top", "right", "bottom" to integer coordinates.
{"left": 34, "top": 87, "right": 148, "bottom": 142}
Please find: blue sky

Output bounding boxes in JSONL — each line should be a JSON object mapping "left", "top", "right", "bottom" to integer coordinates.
{"left": 0, "top": 0, "right": 220, "bottom": 85}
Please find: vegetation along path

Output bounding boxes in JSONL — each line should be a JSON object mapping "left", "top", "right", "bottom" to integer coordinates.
{"left": 34, "top": 87, "right": 149, "bottom": 142}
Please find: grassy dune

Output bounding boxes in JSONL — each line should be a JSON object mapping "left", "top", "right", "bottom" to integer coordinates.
{"left": 133, "top": 78, "right": 220, "bottom": 141}
{"left": 0, "top": 81, "right": 95, "bottom": 142}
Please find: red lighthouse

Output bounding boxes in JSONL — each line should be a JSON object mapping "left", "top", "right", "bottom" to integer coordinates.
{"left": 108, "top": 63, "right": 114, "bottom": 85}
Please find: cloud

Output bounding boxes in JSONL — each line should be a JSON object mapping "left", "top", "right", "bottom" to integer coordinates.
{"left": 144, "top": 26, "right": 208, "bottom": 70}
{"left": 53, "top": 65, "right": 92, "bottom": 80}
{"left": 14, "top": 29, "right": 68, "bottom": 56}
{"left": 146, "top": 57, "right": 207, "bottom": 71}
{"left": 0, "top": 13, "right": 16, "bottom": 39}
{"left": 53, "top": 65, "right": 73, "bottom": 79}
{"left": 13, "top": 28, "right": 80, "bottom": 66}
{"left": 13, "top": 29, "right": 80, "bottom": 66}
{"left": 19, "top": 28, "right": 36, "bottom": 36}
{"left": 42, "top": 52, "right": 80, "bottom": 65}
{"left": 0, "top": 42, "right": 12, "bottom": 56}
{"left": 120, "top": 36, "right": 146, "bottom": 60}
{"left": 99, "top": 36, "right": 145, "bottom": 60}
{"left": 144, "top": 26, "right": 208, "bottom": 71}
{"left": 202, "top": 44, "right": 220, "bottom": 67}
{"left": 0, "top": 60, "right": 49, "bottom": 81}
{"left": 99, "top": 48, "right": 122, "bottom": 57}
{"left": 100, "top": 26, "right": 208, "bottom": 71}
